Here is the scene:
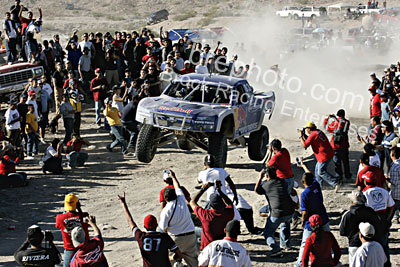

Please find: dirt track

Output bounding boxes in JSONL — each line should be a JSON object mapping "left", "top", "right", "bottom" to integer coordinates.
{"left": 0, "top": 107, "right": 399, "bottom": 267}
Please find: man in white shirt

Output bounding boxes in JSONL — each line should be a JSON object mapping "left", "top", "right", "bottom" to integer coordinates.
{"left": 174, "top": 52, "right": 184, "bottom": 70}
{"left": 3, "top": 12, "right": 17, "bottom": 64}
{"left": 79, "top": 33, "right": 95, "bottom": 58}
{"left": 159, "top": 63, "right": 177, "bottom": 92}
{"left": 195, "top": 57, "right": 209, "bottom": 75}
{"left": 159, "top": 169, "right": 197, "bottom": 267}
{"left": 198, "top": 220, "right": 251, "bottom": 267}
{"left": 5, "top": 99, "right": 21, "bottom": 146}
{"left": 351, "top": 222, "right": 386, "bottom": 267}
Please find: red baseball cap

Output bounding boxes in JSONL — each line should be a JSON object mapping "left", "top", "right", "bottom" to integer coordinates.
{"left": 95, "top": 68, "right": 102, "bottom": 73}
{"left": 309, "top": 214, "right": 322, "bottom": 227}
{"left": 143, "top": 215, "right": 157, "bottom": 230}
{"left": 368, "top": 85, "right": 376, "bottom": 91}
{"left": 28, "top": 90, "right": 36, "bottom": 96}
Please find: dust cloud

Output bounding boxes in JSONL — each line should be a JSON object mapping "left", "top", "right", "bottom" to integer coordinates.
{"left": 219, "top": 9, "right": 400, "bottom": 136}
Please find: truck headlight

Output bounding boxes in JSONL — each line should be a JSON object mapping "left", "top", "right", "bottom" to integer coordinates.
{"left": 34, "top": 68, "right": 43, "bottom": 75}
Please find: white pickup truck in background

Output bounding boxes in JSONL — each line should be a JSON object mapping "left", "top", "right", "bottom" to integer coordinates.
{"left": 290, "top": 6, "right": 328, "bottom": 20}
{"left": 276, "top": 6, "right": 300, "bottom": 18}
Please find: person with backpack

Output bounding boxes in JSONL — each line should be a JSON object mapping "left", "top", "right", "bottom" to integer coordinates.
{"left": 323, "top": 109, "right": 351, "bottom": 183}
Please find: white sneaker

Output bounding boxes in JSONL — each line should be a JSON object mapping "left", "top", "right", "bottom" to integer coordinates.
{"left": 40, "top": 138, "right": 46, "bottom": 144}
{"left": 25, "top": 156, "right": 34, "bottom": 160}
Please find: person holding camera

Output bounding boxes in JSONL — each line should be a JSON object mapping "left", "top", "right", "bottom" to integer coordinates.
{"left": 14, "top": 225, "right": 61, "bottom": 266}
{"left": 323, "top": 109, "right": 351, "bottom": 182}
{"left": 299, "top": 121, "right": 340, "bottom": 192}
{"left": 56, "top": 193, "right": 90, "bottom": 267}
{"left": 69, "top": 215, "right": 109, "bottom": 267}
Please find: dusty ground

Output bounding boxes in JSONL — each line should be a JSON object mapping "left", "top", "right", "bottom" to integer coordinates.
{"left": 0, "top": 109, "right": 400, "bottom": 267}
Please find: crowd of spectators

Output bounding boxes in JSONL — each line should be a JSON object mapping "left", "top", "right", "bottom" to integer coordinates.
{"left": 2, "top": 1, "right": 400, "bottom": 267}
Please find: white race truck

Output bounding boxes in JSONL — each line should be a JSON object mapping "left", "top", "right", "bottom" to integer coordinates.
{"left": 290, "top": 6, "right": 328, "bottom": 20}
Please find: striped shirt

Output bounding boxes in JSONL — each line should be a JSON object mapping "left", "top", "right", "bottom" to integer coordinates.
{"left": 389, "top": 159, "right": 400, "bottom": 200}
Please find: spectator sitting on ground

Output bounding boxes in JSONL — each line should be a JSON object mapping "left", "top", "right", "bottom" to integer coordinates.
{"left": 118, "top": 192, "right": 183, "bottom": 266}
{"left": 56, "top": 193, "right": 90, "bottom": 267}
{"left": 69, "top": 215, "right": 108, "bottom": 267}
{"left": 14, "top": 225, "right": 61, "bottom": 267}
{"left": 66, "top": 134, "right": 89, "bottom": 168}
{"left": 302, "top": 214, "right": 341, "bottom": 267}
{"left": 198, "top": 220, "right": 251, "bottom": 267}
{"left": 0, "top": 144, "right": 27, "bottom": 189}
{"left": 42, "top": 138, "right": 63, "bottom": 174}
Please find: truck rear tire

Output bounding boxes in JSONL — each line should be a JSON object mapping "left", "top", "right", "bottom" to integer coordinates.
{"left": 208, "top": 133, "right": 228, "bottom": 168}
{"left": 248, "top": 126, "right": 269, "bottom": 161}
{"left": 136, "top": 125, "right": 160, "bottom": 163}
{"left": 176, "top": 136, "right": 193, "bottom": 151}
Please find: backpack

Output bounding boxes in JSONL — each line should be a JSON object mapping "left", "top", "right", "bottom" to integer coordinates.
{"left": 333, "top": 118, "right": 349, "bottom": 145}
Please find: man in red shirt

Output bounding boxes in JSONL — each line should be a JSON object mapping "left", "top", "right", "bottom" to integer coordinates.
{"left": 179, "top": 60, "right": 195, "bottom": 75}
{"left": 70, "top": 215, "right": 108, "bottom": 267}
{"left": 118, "top": 192, "right": 183, "bottom": 267}
{"left": 55, "top": 193, "right": 89, "bottom": 267}
{"left": 299, "top": 121, "right": 340, "bottom": 192}
{"left": 265, "top": 139, "right": 294, "bottom": 193}
{"left": 369, "top": 86, "right": 382, "bottom": 118}
{"left": 356, "top": 153, "right": 386, "bottom": 190}
{"left": 189, "top": 180, "right": 234, "bottom": 250}
{"left": 142, "top": 47, "right": 158, "bottom": 64}
{"left": 159, "top": 170, "right": 191, "bottom": 209}
{"left": 323, "top": 109, "right": 351, "bottom": 182}
{"left": 90, "top": 69, "right": 108, "bottom": 126}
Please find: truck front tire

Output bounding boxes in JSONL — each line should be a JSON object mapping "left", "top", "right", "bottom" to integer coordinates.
{"left": 248, "top": 126, "right": 269, "bottom": 161}
{"left": 208, "top": 133, "right": 228, "bottom": 168}
{"left": 136, "top": 125, "right": 160, "bottom": 163}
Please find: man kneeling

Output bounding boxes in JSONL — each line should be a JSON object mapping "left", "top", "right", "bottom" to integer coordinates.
{"left": 66, "top": 134, "right": 89, "bottom": 168}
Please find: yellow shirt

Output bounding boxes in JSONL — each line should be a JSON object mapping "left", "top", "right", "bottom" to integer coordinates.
{"left": 70, "top": 99, "right": 82, "bottom": 113}
{"left": 104, "top": 106, "right": 121, "bottom": 126}
{"left": 25, "top": 112, "right": 38, "bottom": 133}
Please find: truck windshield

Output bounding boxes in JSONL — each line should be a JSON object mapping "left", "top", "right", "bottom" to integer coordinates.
{"left": 167, "top": 82, "right": 231, "bottom": 103}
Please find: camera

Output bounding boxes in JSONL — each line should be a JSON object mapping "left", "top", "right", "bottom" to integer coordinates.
{"left": 297, "top": 128, "right": 306, "bottom": 136}
{"left": 44, "top": 230, "right": 53, "bottom": 242}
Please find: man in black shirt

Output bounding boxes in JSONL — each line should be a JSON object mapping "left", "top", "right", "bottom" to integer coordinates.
{"left": 121, "top": 95, "right": 140, "bottom": 154}
{"left": 10, "top": 0, "right": 27, "bottom": 23}
{"left": 254, "top": 167, "right": 294, "bottom": 257}
{"left": 123, "top": 34, "right": 135, "bottom": 71}
{"left": 17, "top": 93, "right": 28, "bottom": 145}
{"left": 14, "top": 225, "right": 61, "bottom": 266}
{"left": 52, "top": 62, "right": 68, "bottom": 111}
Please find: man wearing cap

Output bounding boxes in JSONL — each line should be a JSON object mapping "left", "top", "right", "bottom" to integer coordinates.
{"left": 159, "top": 170, "right": 198, "bottom": 267}
{"left": 159, "top": 62, "right": 177, "bottom": 91}
{"left": 90, "top": 68, "right": 108, "bottom": 127}
{"left": 5, "top": 99, "right": 21, "bottom": 146}
{"left": 299, "top": 121, "right": 339, "bottom": 192}
{"left": 14, "top": 225, "right": 61, "bottom": 266}
{"left": 190, "top": 180, "right": 234, "bottom": 250}
{"left": 323, "top": 109, "right": 351, "bottom": 182}
{"left": 69, "top": 215, "right": 108, "bottom": 267}
{"left": 118, "top": 192, "right": 183, "bottom": 266}
{"left": 56, "top": 193, "right": 89, "bottom": 267}
{"left": 255, "top": 167, "right": 294, "bottom": 257}
{"left": 339, "top": 190, "right": 382, "bottom": 263}
{"left": 160, "top": 169, "right": 191, "bottom": 209}
{"left": 352, "top": 222, "right": 387, "bottom": 267}
{"left": 356, "top": 153, "right": 386, "bottom": 190}
{"left": 179, "top": 60, "right": 194, "bottom": 75}
{"left": 27, "top": 90, "right": 38, "bottom": 118}
{"left": 59, "top": 94, "right": 75, "bottom": 145}
{"left": 369, "top": 84, "right": 382, "bottom": 118}
{"left": 198, "top": 220, "right": 251, "bottom": 267}
{"left": 200, "top": 44, "right": 213, "bottom": 61}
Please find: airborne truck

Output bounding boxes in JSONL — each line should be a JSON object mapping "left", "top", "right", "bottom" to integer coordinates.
{"left": 135, "top": 74, "right": 275, "bottom": 167}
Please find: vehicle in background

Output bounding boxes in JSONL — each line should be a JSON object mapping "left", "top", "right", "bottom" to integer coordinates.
{"left": 276, "top": 6, "right": 300, "bottom": 18}
{"left": 375, "top": 7, "right": 400, "bottom": 23}
{"left": 0, "top": 49, "right": 44, "bottom": 102}
{"left": 291, "top": 6, "right": 328, "bottom": 20}
{"left": 146, "top": 9, "right": 169, "bottom": 25}
{"left": 357, "top": 5, "right": 381, "bottom": 14}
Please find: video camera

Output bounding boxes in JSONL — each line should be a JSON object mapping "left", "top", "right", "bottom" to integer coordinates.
{"left": 297, "top": 128, "right": 306, "bottom": 136}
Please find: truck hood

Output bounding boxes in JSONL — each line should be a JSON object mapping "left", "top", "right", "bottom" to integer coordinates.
{"left": 138, "top": 96, "right": 230, "bottom": 118}
{"left": 0, "top": 62, "right": 40, "bottom": 74}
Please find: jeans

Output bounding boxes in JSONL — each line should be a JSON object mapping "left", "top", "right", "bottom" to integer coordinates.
{"left": 110, "top": 125, "right": 127, "bottom": 153}
{"left": 5, "top": 38, "right": 17, "bottom": 63}
{"left": 238, "top": 208, "right": 257, "bottom": 233}
{"left": 296, "top": 222, "right": 330, "bottom": 267}
{"left": 95, "top": 101, "right": 103, "bottom": 125}
{"left": 27, "top": 132, "right": 39, "bottom": 156}
{"left": 63, "top": 249, "right": 75, "bottom": 267}
{"left": 390, "top": 199, "right": 400, "bottom": 220}
{"left": 333, "top": 149, "right": 351, "bottom": 181}
{"left": 63, "top": 118, "right": 74, "bottom": 144}
{"left": 315, "top": 158, "right": 338, "bottom": 187}
{"left": 67, "top": 151, "right": 88, "bottom": 167}
{"left": 264, "top": 213, "right": 293, "bottom": 252}
{"left": 122, "top": 121, "right": 139, "bottom": 149}
{"left": 73, "top": 112, "right": 81, "bottom": 136}
{"left": 381, "top": 232, "right": 391, "bottom": 267}
{"left": 349, "top": 246, "right": 358, "bottom": 266}
{"left": 284, "top": 177, "right": 294, "bottom": 194}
